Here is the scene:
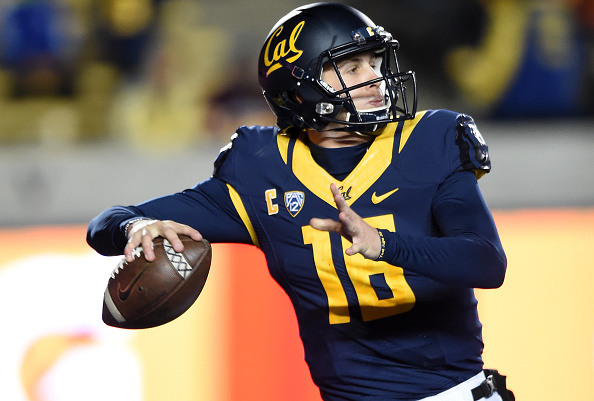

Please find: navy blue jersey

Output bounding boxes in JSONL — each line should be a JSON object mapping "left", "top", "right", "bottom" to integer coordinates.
{"left": 87, "top": 109, "right": 506, "bottom": 400}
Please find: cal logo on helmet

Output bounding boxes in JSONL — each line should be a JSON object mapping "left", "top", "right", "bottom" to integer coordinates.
{"left": 284, "top": 191, "right": 304, "bottom": 217}
{"left": 263, "top": 21, "right": 305, "bottom": 76}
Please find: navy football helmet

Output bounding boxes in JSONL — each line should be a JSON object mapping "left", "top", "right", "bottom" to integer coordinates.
{"left": 258, "top": 2, "right": 417, "bottom": 133}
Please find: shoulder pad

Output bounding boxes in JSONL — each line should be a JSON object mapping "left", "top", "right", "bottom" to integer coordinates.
{"left": 454, "top": 114, "right": 490, "bottom": 178}
{"left": 213, "top": 132, "right": 238, "bottom": 178}
{"left": 213, "top": 125, "right": 280, "bottom": 179}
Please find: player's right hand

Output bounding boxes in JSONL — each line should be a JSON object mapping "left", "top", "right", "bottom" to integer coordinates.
{"left": 124, "top": 219, "right": 203, "bottom": 262}
{"left": 310, "top": 183, "right": 382, "bottom": 260}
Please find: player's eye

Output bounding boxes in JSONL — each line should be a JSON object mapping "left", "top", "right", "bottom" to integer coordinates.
{"left": 339, "top": 61, "right": 358, "bottom": 75}
{"left": 345, "top": 65, "right": 359, "bottom": 75}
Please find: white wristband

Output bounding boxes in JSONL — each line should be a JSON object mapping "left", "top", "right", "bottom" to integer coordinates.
{"left": 124, "top": 218, "right": 155, "bottom": 239}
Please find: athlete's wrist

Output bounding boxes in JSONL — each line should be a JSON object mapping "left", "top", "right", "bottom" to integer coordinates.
{"left": 124, "top": 218, "right": 154, "bottom": 239}
{"left": 374, "top": 229, "right": 386, "bottom": 261}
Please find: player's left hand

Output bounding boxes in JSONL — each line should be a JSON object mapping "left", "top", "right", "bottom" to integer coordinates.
{"left": 310, "top": 183, "right": 382, "bottom": 260}
{"left": 125, "top": 219, "right": 203, "bottom": 262}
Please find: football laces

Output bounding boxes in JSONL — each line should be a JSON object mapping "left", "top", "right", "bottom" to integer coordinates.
{"left": 111, "top": 246, "right": 143, "bottom": 278}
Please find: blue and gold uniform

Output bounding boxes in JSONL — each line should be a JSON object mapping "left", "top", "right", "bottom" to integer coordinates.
{"left": 88, "top": 109, "right": 506, "bottom": 400}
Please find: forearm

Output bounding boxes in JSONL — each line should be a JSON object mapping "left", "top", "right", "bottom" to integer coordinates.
{"left": 377, "top": 229, "right": 506, "bottom": 288}
{"left": 87, "top": 178, "right": 253, "bottom": 256}
{"left": 376, "top": 171, "right": 507, "bottom": 288}
{"left": 87, "top": 206, "right": 145, "bottom": 256}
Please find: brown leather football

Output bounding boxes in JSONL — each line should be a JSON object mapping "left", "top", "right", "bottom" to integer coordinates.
{"left": 102, "top": 236, "right": 211, "bottom": 329}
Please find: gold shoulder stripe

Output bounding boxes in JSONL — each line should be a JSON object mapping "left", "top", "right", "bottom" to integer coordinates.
{"left": 226, "top": 184, "right": 260, "bottom": 248}
{"left": 399, "top": 110, "right": 427, "bottom": 153}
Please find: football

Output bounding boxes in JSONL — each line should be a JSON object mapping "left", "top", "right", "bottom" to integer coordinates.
{"left": 102, "top": 236, "right": 212, "bottom": 329}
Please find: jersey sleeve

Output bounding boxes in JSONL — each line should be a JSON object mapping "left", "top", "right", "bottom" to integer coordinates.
{"left": 86, "top": 177, "right": 253, "bottom": 256}
{"left": 134, "top": 177, "right": 253, "bottom": 243}
{"left": 377, "top": 170, "right": 506, "bottom": 288}
{"left": 86, "top": 205, "right": 145, "bottom": 256}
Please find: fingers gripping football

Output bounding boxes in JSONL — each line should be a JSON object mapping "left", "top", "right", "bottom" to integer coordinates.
{"left": 125, "top": 219, "right": 203, "bottom": 262}
{"left": 104, "top": 235, "right": 212, "bottom": 329}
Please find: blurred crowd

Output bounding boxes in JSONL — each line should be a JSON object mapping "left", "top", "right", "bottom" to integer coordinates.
{"left": 0, "top": 0, "right": 243, "bottom": 149}
{"left": 352, "top": 0, "right": 594, "bottom": 119}
{"left": 0, "top": 0, "right": 592, "bottom": 149}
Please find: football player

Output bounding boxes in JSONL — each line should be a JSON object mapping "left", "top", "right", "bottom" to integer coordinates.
{"left": 87, "top": 3, "right": 513, "bottom": 400}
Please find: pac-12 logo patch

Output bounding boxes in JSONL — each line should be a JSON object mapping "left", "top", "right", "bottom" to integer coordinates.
{"left": 284, "top": 191, "right": 304, "bottom": 217}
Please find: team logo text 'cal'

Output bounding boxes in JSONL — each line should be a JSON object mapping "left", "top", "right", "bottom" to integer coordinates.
{"left": 284, "top": 191, "right": 304, "bottom": 217}
{"left": 264, "top": 21, "right": 305, "bottom": 76}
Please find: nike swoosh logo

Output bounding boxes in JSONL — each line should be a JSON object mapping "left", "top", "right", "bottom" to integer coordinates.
{"left": 371, "top": 188, "right": 399, "bottom": 204}
{"left": 117, "top": 264, "right": 150, "bottom": 301}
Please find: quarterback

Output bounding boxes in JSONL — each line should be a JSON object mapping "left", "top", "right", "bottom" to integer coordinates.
{"left": 88, "top": 3, "right": 513, "bottom": 400}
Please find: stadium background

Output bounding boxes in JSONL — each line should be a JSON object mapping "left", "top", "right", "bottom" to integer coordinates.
{"left": 0, "top": 0, "right": 592, "bottom": 400}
